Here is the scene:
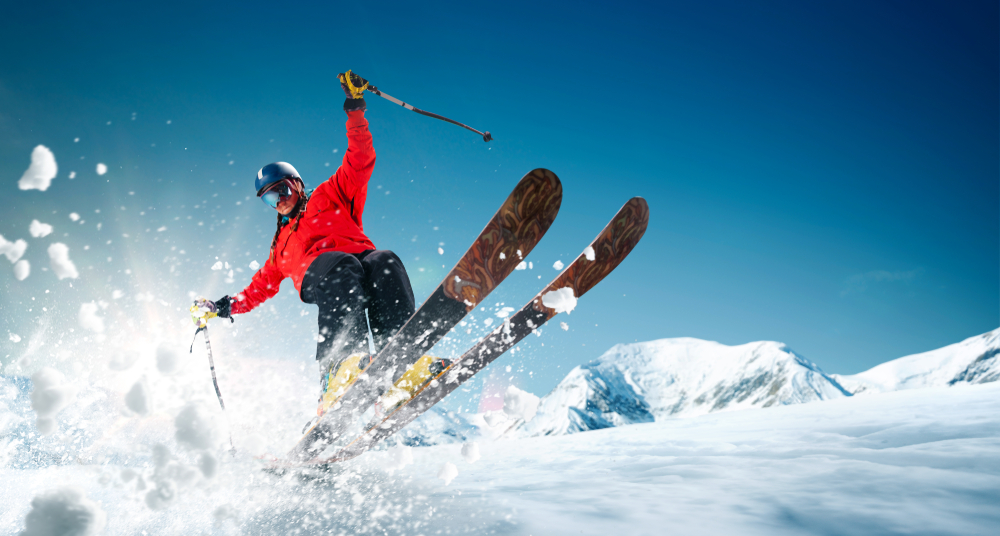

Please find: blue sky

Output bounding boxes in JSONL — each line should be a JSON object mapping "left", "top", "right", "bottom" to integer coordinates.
{"left": 1, "top": 1, "right": 996, "bottom": 404}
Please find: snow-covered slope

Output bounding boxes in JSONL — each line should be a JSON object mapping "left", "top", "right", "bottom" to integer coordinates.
{"left": 833, "top": 328, "right": 1000, "bottom": 395}
{"left": 518, "top": 337, "right": 849, "bottom": 436}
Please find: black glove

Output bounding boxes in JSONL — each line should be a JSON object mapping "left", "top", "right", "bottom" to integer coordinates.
{"left": 214, "top": 296, "right": 232, "bottom": 319}
{"left": 339, "top": 70, "right": 368, "bottom": 112}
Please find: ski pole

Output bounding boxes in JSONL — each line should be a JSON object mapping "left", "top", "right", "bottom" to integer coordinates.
{"left": 366, "top": 85, "right": 493, "bottom": 142}
{"left": 190, "top": 300, "right": 237, "bottom": 456}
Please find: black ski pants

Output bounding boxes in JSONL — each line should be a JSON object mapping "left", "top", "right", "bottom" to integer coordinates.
{"left": 301, "top": 250, "right": 415, "bottom": 374}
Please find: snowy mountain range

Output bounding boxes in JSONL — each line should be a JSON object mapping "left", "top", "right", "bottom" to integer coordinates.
{"left": 832, "top": 328, "right": 1000, "bottom": 395}
{"left": 502, "top": 328, "right": 1000, "bottom": 438}
{"left": 512, "top": 338, "right": 849, "bottom": 437}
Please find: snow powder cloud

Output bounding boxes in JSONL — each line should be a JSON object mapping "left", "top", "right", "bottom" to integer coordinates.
{"left": 79, "top": 302, "right": 105, "bottom": 333}
{"left": 30, "top": 367, "right": 77, "bottom": 435}
{"left": 541, "top": 287, "right": 578, "bottom": 314}
{"left": 13, "top": 260, "right": 30, "bottom": 280}
{"left": 48, "top": 243, "right": 79, "bottom": 279}
{"left": 383, "top": 445, "right": 414, "bottom": 472}
{"left": 18, "top": 145, "right": 58, "bottom": 191}
{"left": 96, "top": 163, "right": 107, "bottom": 175}
{"left": 29, "top": 219, "right": 53, "bottom": 237}
{"left": 0, "top": 234, "right": 28, "bottom": 263}
{"left": 19, "top": 487, "right": 106, "bottom": 536}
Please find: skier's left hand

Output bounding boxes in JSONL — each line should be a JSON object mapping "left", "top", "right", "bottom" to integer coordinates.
{"left": 214, "top": 296, "right": 232, "bottom": 319}
{"left": 339, "top": 70, "right": 368, "bottom": 112}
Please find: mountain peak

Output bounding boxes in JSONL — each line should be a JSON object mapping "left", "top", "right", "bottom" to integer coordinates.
{"left": 516, "top": 336, "right": 848, "bottom": 437}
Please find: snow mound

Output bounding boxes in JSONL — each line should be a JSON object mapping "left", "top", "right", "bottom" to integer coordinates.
{"left": 18, "top": 145, "right": 57, "bottom": 191}
{"left": 20, "top": 487, "right": 106, "bottom": 536}
{"left": 833, "top": 328, "right": 1000, "bottom": 394}
{"left": 518, "top": 337, "right": 848, "bottom": 437}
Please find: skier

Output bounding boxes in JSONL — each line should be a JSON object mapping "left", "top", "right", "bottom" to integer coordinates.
{"left": 209, "top": 71, "right": 417, "bottom": 418}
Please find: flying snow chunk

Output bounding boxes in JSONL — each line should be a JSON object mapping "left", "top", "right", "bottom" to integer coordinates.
{"left": 553, "top": 260, "right": 565, "bottom": 270}
{"left": 383, "top": 445, "right": 414, "bottom": 472}
{"left": 175, "top": 404, "right": 215, "bottom": 450}
{"left": 48, "top": 243, "right": 78, "bottom": 279}
{"left": 583, "top": 246, "right": 595, "bottom": 261}
{"left": 125, "top": 380, "right": 150, "bottom": 415}
{"left": 20, "top": 487, "right": 106, "bottom": 536}
{"left": 211, "top": 261, "right": 223, "bottom": 270}
{"left": 560, "top": 321, "right": 569, "bottom": 331}
{"left": 9, "top": 333, "right": 21, "bottom": 343}
{"left": 96, "top": 163, "right": 107, "bottom": 176}
{"left": 515, "top": 261, "right": 527, "bottom": 270}
{"left": 156, "top": 345, "right": 180, "bottom": 374}
{"left": 79, "top": 302, "right": 105, "bottom": 333}
{"left": 18, "top": 145, "right": 58, "bottom": 191}
{"left": 249, "top": 260, "right": 260, "bottom": 270}
{"left": 461, "top": 442, "right": 481, "bottom": 463}
{"left": 68, "top": 171, "right": 76, "bottom": 179}
{"left": 14, "top": 260, "right": 30, "bottom": 280}
{"left": 496, "top": 307, "right": 515, "bottom": 318}
{"left": 199, "top": 452, "right": 218, "bottom": 479}
{"left": 542, "top": 287, "right": 577, "bottom": 314}
{"left": 31, "top": 367, "right": 76, "bottom": 435}
{"left": 29, "top": 219, "right": 53, "bottom": 237}
{"left": 438, "top": 462, "right": 459, "bottom": 485}
{"left": 69, "top": 213, "right": 80, "bottom": 222}
{"left": 0, "top": 234, "right": 28, "bottom": 263}
{"left": 438, "top": 247, "right": 444, "bottom": 255}
{"left": 503, "top": 385, "right": 540, "bottom": 422}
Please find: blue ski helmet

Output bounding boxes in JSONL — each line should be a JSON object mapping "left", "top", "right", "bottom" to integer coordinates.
{"left": 255, "top": 162, "right": 302, "bottom": 196}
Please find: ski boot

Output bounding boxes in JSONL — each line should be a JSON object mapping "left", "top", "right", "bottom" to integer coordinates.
{"left": 302, "top": 353, "right": 370, "bottom": 434}
{"left": 373, "top": 355, "right": 453, "bottom": 419}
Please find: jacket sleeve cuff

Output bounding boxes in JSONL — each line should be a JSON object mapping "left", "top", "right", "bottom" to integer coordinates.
{"left": 344, "top": 98, "right": 366, "bottom": 112}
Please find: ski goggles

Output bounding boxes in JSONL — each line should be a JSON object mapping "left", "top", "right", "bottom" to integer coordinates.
{"left": 259, "top": 179, "right": 296, "bottom": 208}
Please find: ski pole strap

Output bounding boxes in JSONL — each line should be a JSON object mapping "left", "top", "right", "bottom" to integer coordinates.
{"left": 189, "top": 326, "right": 205, "bottom": 353}
{"left": 367, "top": 85, "right": 493, "bottom": 142}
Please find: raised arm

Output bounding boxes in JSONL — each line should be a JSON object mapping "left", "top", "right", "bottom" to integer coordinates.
{"left": 331, "top": 70, "right": 376, "bottom": 204}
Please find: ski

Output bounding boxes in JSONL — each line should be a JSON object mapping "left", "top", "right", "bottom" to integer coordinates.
{"left": 287, "top": 169, "right": 563, "bottom": 461}
{"left": 311, "top": 197, "right": 649, "bottom": 465}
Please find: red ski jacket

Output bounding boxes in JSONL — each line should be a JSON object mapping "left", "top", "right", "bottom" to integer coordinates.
{"left": 231, "top": 110, "right": 376, "bottom": 315}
